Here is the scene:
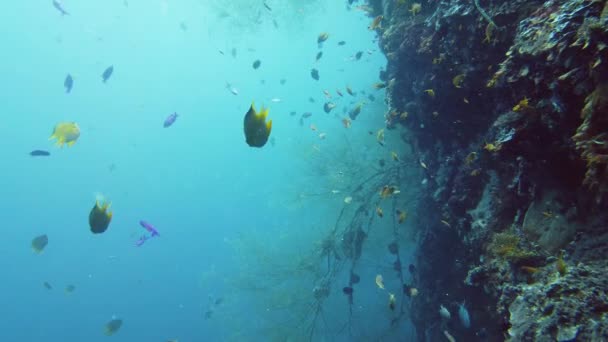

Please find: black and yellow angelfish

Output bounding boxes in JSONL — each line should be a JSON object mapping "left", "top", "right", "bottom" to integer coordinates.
{"left": 244, "top": 102, "right": 272, "bottom": 147}
{"left": 89, "top": 197, "right": 113, "bottom": 234}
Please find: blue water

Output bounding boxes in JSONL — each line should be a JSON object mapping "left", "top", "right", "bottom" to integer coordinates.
{"left": 1, "top": 1, "right": 415, "bottom": 340}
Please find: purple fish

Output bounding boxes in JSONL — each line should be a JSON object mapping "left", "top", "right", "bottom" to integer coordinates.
{"left": 139, "top": 220, "right": 159, "bottom": 237}
{"left": 163, "top": 112, "right": 178, "bottom": 128}
{"left": 52, "top": 0, "right": 69, "bottom": 15}
{"left": 135, "top": 235, "right": 149, "bottom": 247}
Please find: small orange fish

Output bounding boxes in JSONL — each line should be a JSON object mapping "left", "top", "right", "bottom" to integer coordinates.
{"left": 380, "top": 185, "right": 396, "bottom": 198}
{"left": 396, "top": 210, "right": 407, "bottom": 224}
{"left": 368, "top": 15, "right": 383, "bottom": 30}
{"left": 376, "top": 207, "right": 384, "bottom": 218}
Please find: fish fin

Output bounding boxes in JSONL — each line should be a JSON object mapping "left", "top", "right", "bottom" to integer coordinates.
{"left": 266, "top": 119, "right": 272, "bottom": 133}
{"left": 260, "top": 107, "right": 269, "bottom": 119}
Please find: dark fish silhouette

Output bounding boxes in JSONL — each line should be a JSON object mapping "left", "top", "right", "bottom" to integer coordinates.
{"left": 101, "top": 65, "right": 114, "bottom": 83}
{"left": 315, "top": 51, "right": 323, "bottom": 62}
{"left": 263, "top": 2, "right": 272, "bottom": 11}
{"left": 252, "top": 60, "right": 261, "bottom": 69}
{"left": 52, "top": 0, "right": 69, "bottom": 15}
{"left": 163, "top": 112, "right": 178, "bottom": 128}
{"left": 338, "top": 41, "right": 346, "bottom": 46}
{"left": 311, "top": 68, "right": 319, "bottom": 81}
{"left": 64, "top": 74, "right": 73, "bottom": 93}
{"left": 231, "top": 48, "right": 237, "bottom": 58}
{"left": 355, "top": 51, "right": 363, "bottom": 60}
{"left": 30, "top": 150, "right": 51, "bottom": 157}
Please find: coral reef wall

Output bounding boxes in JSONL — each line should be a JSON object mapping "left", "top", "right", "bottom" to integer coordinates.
{"left": 367, "top": 0, "right": 608, "bottom": 340}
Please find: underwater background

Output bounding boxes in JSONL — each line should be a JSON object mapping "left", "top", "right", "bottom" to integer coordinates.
{"left": 3, "top": 1, "right": 419, "bottom": 341}
{"left": 5, "top": 0, "right": 608, "bottom": 341}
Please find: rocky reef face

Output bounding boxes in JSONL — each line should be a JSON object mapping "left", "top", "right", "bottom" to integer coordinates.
{"left": 366, "top": 0, "right": 608, "bottom": 340}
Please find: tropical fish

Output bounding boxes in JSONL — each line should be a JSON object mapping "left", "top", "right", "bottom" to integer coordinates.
{"left": 243, "top": 102, "right": 272, "bottom": 148}
{"left": 346, "top": 86, "right": 355, "bottom": 96}
{"left": 375, "top": 274, "right": 385, "bottom": 289}
{"left": 323, "top": 102, "right": 335, "bottom": 113}
{"left": 397, "top": 210, "right": 407, "bottom": 224}
{"left": 30, "top": 150, "right": 51, "bottom": 157}
{"left": 344, "top": 196, "right": 352, "bottom": 204}
{"left": 388, "top": 293, "right": 396, "bottom": 311}
{"left": 163, "top": 112, "right": 178, "bottom": 128}
{"left": 139, "top": 220, "right": 160, "bottom": 237}
{"left": 315, "top": 51, "right": 323, "bottom": 62}
{"left": 376, "top": 207, "right": 384, "bottom": 218}
{"left": 65, "top": 285, "right": 76, "bottom": 293}
{"left": 337, "top": 41, "right": 346, "bottom": 46}
{"left": 104, "top": 318, "right": 123, "bottom": 336}
{"left": 376, "top": 129, "right": 385, "bottom": 146}
{"left": 101, "top": 66, "right": 114, "bottom": 83}
{"left": 135, "top": 235, "right": 149, "bottom": 247}
{"left": 368, "top": 15, "right": 383, "bottom": 30}
{"left": 317, "top": 32, "right": 329, "bottom": 44}
{"left": 355, "top": 51, "right": 363, "bottom": 60}
{"left": 31, "top": 234, "right": 48, "bottom": 253}
{"left": 89, "top": 197, "right": 112, "bottom": 234}
{"left": 349, "top": 103, "right": 363, "bottom": 120}
{"left": 64, "top": 74, "right": 73, "bottom": 93}
{"left": 252, "top": 60, "right": 261, "bottom": 69}
{"left": 49, "top": 122, "right": 80, "bottom": 147}
{"left": 43, "top": 282, "right": 53, "bottom": 290}
{"left": 263, "top": 2, "right": 272, "bottom": 11}
{"left": 342, "top": 118, "right": 351, "bottom": 128}
{"left": 311, "top": 68, "right": 319, "bottom": 81}
{"left": 52, "top": 0, "right": 69, "bottom": 15}
{"left": 301, "top": 112, "right": 312, "bottom": 118}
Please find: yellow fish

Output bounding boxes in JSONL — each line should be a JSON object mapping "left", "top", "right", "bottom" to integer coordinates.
{"left": 244, "top": 102, "right": 272, "bottom": 148}
{"left": 49, "top": 122, "right": 80, "bottom": 147}
{"left": 396, "top": 210, "right": 407, "bottom": 224}
{"left": 104, "top": 318, "right": 123, "bottom": 336}
{"left": 375, "top": 274, "right": 385, "bottom": 289}
{"left": 89, "top": 196, "right": 113, "bottom": 234}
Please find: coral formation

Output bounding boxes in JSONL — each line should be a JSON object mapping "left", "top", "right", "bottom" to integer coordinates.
{"left": 371, "top": 0, "right": 608, "bottom": 339}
